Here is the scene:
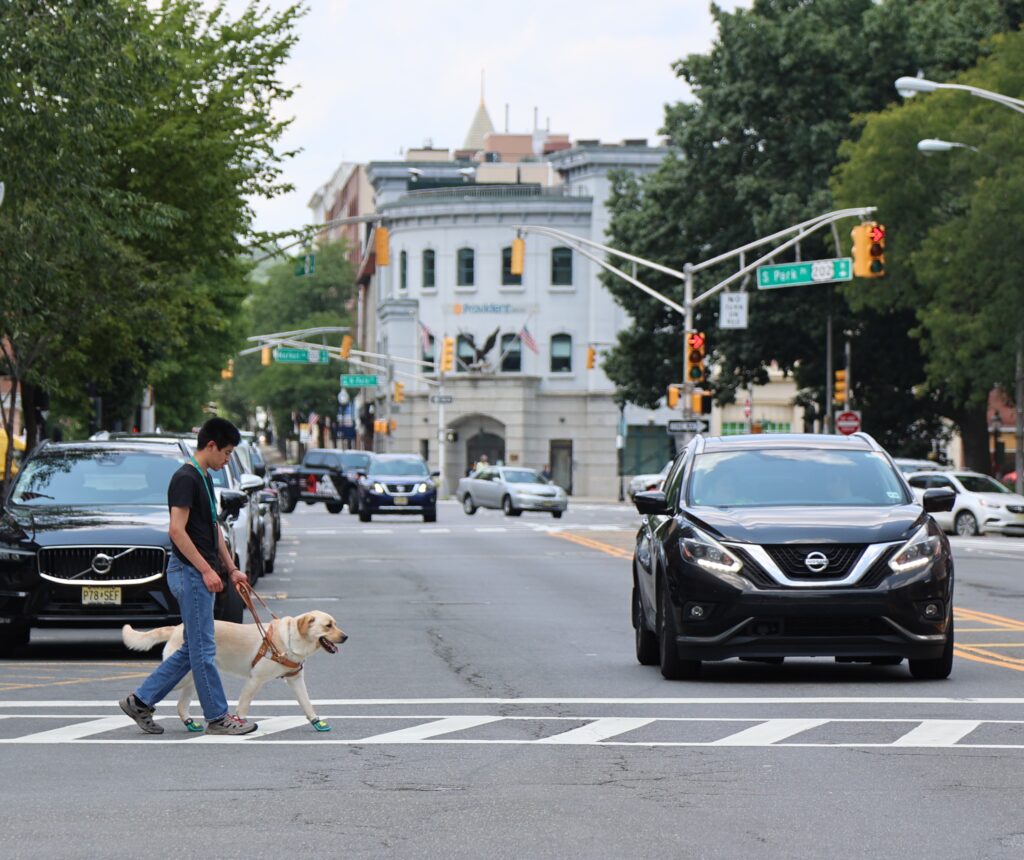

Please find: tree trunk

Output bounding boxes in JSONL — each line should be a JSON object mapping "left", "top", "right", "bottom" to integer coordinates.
{"left": 958, "top": 403, "right": 990, "bottom": 473}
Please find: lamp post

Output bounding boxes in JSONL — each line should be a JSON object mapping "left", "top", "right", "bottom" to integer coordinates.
{"left": 899, "top": 74, "right": 1024, "bottom": 494}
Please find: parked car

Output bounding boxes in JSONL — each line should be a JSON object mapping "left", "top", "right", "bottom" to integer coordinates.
{"left": 457, "top": 466, "right": 568, "bottom": 518}
{"left": 627, "top": 460, "right": 672, "bottom": 501}
{"left": 0, "top": 438, "right": 253, "bottom": 651}
{"left": 271, "top": 448, "right": 372, "bottom": 515}
{"left": 893, "top": 458, "right": 948, "bottom": 475}
{"left": 632, "top": 433, "right": 955, "bottom": 681}
{"left": 356, "top": 454, "right": 438, "bottom": 522}
{"left": 906, "top": 470, "right": 1024, "bottom": 536}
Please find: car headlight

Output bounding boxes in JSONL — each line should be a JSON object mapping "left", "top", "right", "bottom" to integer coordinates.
{"left": 681, "top": 526, "right": 742, "bottom": 574}
{"left": 416, "top": 482, "right": 429, "bottom": 493}
{"left": 372, "top": 482, "right": 386, "bottom": 494}
{"left": 889, "top": 524, "right": 943, "bottom": 573}
{"left": 979, "top": 499, "right": 1002, "bottom": 509}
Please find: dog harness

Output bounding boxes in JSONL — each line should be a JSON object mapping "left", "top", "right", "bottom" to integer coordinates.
{"left": 236, "top": 581, "right": 304, "bottom": 676}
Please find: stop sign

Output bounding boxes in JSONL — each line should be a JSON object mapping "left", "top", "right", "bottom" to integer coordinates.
{"left": 836, "top": 411, "right": 862, "bottom": 436}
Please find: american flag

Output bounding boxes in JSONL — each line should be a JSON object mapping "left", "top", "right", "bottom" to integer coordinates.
{"left": 520, "top": 325, "right": 539, "bottom": 354}
{"left": 419, "top": 320, "right": 433, "bottom": 353}
{"left": 307, "top": 411, "right": 320, "bottom": 427}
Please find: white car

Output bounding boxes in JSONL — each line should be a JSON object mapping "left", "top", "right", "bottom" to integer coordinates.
{"left": 906, "top": 470, "right": 1024, "bottom": 536}
{"left": 627, "top": 460, "right": 672, "bottom": 501}
{"left": 457, "top": 467, "right": 568, "bottom": 517}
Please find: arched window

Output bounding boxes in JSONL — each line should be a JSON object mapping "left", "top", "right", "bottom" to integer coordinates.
{"left": 422, "top": 249, "right": 436, "bottom": 289}
{"left": 501, "top": 246, "right": 522, "bottom": 286}
{"left": 500, "top": 333, "right": 521, "bottom": 372}
{"left": 457, "top": 248, "right": 475, "bottom": 286}
{"left": 456, "top": 334, "right": 475, "bottom": 370}
{"left": 550, "top": 333, "right": 572, "bottom": 373}
{"left": 551, "top": 246, "right": 573, "bottom": 286}
{"left": 399, "top": 250, "right": 408, "bottom": 291}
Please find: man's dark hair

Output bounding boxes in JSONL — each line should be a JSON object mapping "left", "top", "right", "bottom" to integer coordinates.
{"left": 197, "top": 417, "right": 241, "bottom": 450}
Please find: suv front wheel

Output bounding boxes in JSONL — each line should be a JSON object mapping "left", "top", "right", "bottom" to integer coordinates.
{"left": 908, "top": 619, "right": 954, "bottom": 680}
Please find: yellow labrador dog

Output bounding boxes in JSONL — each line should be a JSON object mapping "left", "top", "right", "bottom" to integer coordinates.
{"left": 122, "top": 611, "right": 347, "bottom": 731}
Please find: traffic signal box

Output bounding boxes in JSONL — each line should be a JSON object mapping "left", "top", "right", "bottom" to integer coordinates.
{"left": 261, "top": 347, "right": 271, "bottom": 366}
{"left": 393, "top": 381, "right": 405, "bottom": 403}
{"left": 220, "top": 359, "right": 234, "bottom": 380}
{"left": 834, "top": 369, "right": 847, "bottom": 406}
{"left": 693, "top": 393, "right": 713, "bottom": 415}
{"left": 440, "top": 336, "right": 455, "bottom": 373}
{"left": 510, "top": 237, "right": 525, "bottom": 276}
{"left": 586, "top": 346, "right": 596, "bottom": 370}
{"left": 852, "top": 222, "right": 886, "bottom": 278}
{"left": 667, "top": 385, "right": 681, "bottom": 408}
{"left": 340, "top": 335, "right": 353, "bottom": 359}
{"left": 375, "top": 226, "right": 390, "bottom": 267}
{"left": 686, "top": 331, "right": 706, "bottom": 386}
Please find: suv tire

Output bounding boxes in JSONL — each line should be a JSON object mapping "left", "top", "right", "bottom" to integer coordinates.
{"left": 909, "top": 619, "right": 954, "bottom": 680}
{"left": 326, "top": 502, "right": 343, "bottom": 514}
{"left": 658, "top": 576, "right": 701, "bottom": 680}
{"left": 633, "top": 583, "right": 658, "bottom": 666}
{"left": 0, "top": 622, "right": 29, "bottom": 655}
{"left": 280, "top": 490, "right": 297, "bottom": 514}
{"left": 502, "top": 496, "right": 522, "bottom": 517}
{"left": 462, "top": 495, "right": 477, "bottom": 515}
{"left": 359, "top": 510, "right": 372, "bottom": 523}
{"left": 955, "top": 511, "right": 979, "bottom": 536}
{"left": 348, "top": 489, "right": 360, "bottom": 515}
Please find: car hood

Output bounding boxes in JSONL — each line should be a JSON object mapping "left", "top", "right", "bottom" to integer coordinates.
{"left": 688, "top": 504, "right": 924, "bottom": 545}
{"left": 0, "top": 504, "right": 171, "bottom": 548}
{"left": 509, "top": 482, "right": 560, "bottom": 495}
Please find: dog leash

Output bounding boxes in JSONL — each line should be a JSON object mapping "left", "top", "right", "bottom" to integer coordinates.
{"left": 235, "top": 581, "right": 304, "bottom": 676}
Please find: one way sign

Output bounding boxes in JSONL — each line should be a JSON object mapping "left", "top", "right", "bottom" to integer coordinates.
{"left": 667, "top": 418, "right": 709, "bottom": 434}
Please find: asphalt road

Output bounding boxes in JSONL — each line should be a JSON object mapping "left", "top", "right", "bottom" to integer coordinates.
{"left": 3, "top": 500, "right": 1024, "bottom": 859}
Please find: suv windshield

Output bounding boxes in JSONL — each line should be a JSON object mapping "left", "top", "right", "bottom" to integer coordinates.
{"left": 956, "top": 474, "right": 1010, "bottom": 494}
{"left": 371, "top": 458, "right": 429, "bottom": 477}
{"left": 340, "top": 452, "right": 371, "bottom": 470}
{"left": 502, "top": 469, "right": 545, "bottom": 484}
{"left": 11, "top": 449, "right": 187, "bottom": 506}
{"left": 688, "top": 448, "right": 909, "bottom": 508}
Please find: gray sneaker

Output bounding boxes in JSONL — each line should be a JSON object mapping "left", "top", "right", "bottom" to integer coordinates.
{"left": 205, "top": 713, "right": 258, "bottom": 735}
{"left": 119, "top": 694, "right": 164, "bottom": 735}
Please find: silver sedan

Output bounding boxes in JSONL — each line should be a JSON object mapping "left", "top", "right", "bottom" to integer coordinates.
{"left": 457, "top": 467, "right": 568, "bottom": 518}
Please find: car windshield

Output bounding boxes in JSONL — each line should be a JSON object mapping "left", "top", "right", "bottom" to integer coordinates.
{"left": 341, "top": 452, "right": 371, "bottom": 470}
{"left": 687, "top": 448, "right": 910, "bottom": 508}
{"left": 372, "top": 458, "right": 429, "bottom": 477}
{"left": 502, "top": 469, "right": 545, "bottom": 484}
{"left": 956, "top": 474, "right": 1010, "bottom": 494}
{"left": 10, "top": 449, "right": 187, "bottom": 506}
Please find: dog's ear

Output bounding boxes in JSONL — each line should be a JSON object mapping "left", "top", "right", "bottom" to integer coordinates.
{"left": 297, "top": 613, "right": 315, "bottom": 638}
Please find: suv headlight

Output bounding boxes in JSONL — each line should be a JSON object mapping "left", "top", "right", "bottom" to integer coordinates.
{"left": 889, "top": 524, "right": 943, "bottom": 573}
{"left": 416, "top": 482, "right": 429, "bottom": 493}
{"left": 681, "top": 527, "right": 742, "bottom": 574}
{"left": 372, "top": 482, "right": 386, "bottom": 494}
{"left": 979, "top": 498, "right": 1002, "bottom": 509}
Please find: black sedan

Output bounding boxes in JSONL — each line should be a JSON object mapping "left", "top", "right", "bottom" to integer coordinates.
{"left": 631, "top": 433, "right": 956, "bottom": 681}
{"left": 356, "top": 454, "right": 438, "bottom": 523}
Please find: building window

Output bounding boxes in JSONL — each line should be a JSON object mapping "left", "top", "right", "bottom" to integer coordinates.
{"left": 501, "top": 246, "right": 522, "bottom": 286}
{"left": 422, "top": 334, "right": 435, "bottom": 367}
{"left": 399, "top": 250, "right": 408, "bottom": 291}
{"left": 456, "top": 334, "right": 475, "bottom": 370}
{"left": 457, "top": 248, "right": 475, "bottom": 287}
{"left": 551, "top": 247, "right": 573, "bottom": 286}
{"left": 550, "top": 333, "right": 572, "bottom": 373}
{"left": 422, "top": 249, "right": 435, "bottom": 289}
{"left": 500, "top": 333, "right": 521, "bottom": 372}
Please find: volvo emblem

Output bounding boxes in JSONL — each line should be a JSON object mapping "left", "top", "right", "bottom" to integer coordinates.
{"left": 91, "top": 553, "right": 114, "bottom": 575}
{"left": 804, "top": 551, "right": 829, "bottom": 573}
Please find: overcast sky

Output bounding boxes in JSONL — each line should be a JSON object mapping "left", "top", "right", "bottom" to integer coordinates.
{"left": 217, "top": 1, "right": 746, "bottom": 235}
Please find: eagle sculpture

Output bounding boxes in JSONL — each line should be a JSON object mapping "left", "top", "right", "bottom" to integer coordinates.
{"left": 461, "top": 327, "right": 501, "bottom": 371}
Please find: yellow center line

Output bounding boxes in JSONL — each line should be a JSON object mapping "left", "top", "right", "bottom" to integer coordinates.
{"left": 551, "top": 531, "right": 633, "bottom": 560}
{"left": 0, "top": 671, "right": 149, "bottom": 692}
{"left": 955, "top": 642, "right": 1024, "bottom": 648}
{"left": 954, "top": 647, "right": 1024, "bottom": 672}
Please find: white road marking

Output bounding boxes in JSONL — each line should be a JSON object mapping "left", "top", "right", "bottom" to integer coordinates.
{"left": 194, "top": 715, "right": 309, "bottom": 741}
{"left": 474, "top": 527, "right": 507, "bottom": 533}
{"left": 418, "top": 528, "right": 451, "bottom": 534}
{"left": 302, "top": 529, "right": 338, "bottom": 535}
{"left": 357, "top": 715, "right": 503, "bottom": 743}
{"left": 711, "top": 719, "right": 829, "bottom": 746}
{"left": 361, "top": 529, "right": 393, "bottom": 534}
{"left": 535, "top": 717, "right": 654, "bottom": 744}
{"left": 891, "top": 719, "right": 983, "bottom": 747}
{"left": 13, "top": 715, "right": 133, "bottom": 742}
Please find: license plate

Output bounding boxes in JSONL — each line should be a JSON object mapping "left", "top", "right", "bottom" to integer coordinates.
{"left": 82, "top": 586, "right": 121, "bottom": 606}
{"left": 394, "top": 496, "right": 408, "bottom": 505}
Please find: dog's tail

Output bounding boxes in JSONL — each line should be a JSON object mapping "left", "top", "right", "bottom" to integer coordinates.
{"left": 122, "top": 624, "right": 177, "bottom": 652}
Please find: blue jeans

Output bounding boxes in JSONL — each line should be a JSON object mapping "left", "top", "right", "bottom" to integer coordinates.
{"left": 134, "top": 556, "right": 228, "bottom": 722}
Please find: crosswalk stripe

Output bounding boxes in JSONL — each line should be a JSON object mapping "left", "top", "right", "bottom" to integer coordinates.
{"left": 891, "top": 720, "right": 982, "bottom": 746}
{"left": 711, "top": 719, "right": 829, "bottom": 746}
{"left": 535, "top": 718, "right": 654, "bottom": 744}
{"left": 357, "top": 715, "right": 503, "bottom": 743}
{"left": 13, "top": 715, "right": 133, "bottom": 742}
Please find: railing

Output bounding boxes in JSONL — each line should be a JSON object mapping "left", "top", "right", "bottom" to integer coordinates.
{"left": 396, "top": 185, "right": 591, "bottom": 204}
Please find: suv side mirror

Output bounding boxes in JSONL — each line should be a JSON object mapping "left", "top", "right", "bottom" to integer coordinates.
{"left": 219, "top": 489, "right": 248, "bottom": 519}
{"left": 430, "top": 470, "right": 440, "bottom": 478}
{"left": 923, "top": 487, "right": 956, "bottom": 513}
{"left": 253, "top": 463, "right": 267, "bottom": 478}
{"left": 634, "top": 490, "right": 669, "bottom": 516}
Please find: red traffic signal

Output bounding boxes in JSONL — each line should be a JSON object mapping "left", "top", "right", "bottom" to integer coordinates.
{"left": 688, "top": 331, "right": 706, "bottom": 351}
{"left": 868, "top": 224, "right": 886, "bottom": 243}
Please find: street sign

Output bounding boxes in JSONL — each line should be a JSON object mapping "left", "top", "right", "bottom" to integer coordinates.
{"left": 667, "top": 418, "right": 709, "bottom": 434}
{"left": 757, "top": 257, "right": 852, "bottom": 290}
{"left": 719, "top": 292, "right": 748, "bottom": 329}
{"left": 340, "top": 373, "right": 378, "bottom": 387}
{"left": 430, "top": 395, "right": 454, "bottom": 404}
{"left": 274, "top": 347, "right": 329, "bottom": 364}
{"left": 836, "top": 410, "right": 862, "bottom": 436}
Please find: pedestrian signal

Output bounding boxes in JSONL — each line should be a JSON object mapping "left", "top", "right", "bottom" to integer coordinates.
{"left": 510, "top": 237, "right": 525, "bottom": 276}
{"left": 261, "top": 347, "right": 271, "bottom": 366}
{"left": 586, "top": 346, "right": 596, "bottom": 369}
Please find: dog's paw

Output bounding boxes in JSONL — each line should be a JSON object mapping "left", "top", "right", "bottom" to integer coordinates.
{"left": 310, "top": 718, "right": 331, "bottom": 732}
{"left": 183, "top": 718, "right": 204, "bottom": 733}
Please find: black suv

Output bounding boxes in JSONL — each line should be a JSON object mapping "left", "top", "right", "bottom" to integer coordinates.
{"left": 631, "top": 433, "right": 956, "bottom": 681}
{"left": 0, "top": 439, "right": 251, "bottom": 651}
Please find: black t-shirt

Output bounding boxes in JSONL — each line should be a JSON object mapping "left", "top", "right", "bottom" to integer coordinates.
{"left": 167, "top": 462, "right": 220, "bottom": 572}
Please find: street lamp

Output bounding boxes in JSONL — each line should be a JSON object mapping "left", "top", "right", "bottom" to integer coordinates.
{"left": 901, "top": 75, "right": 1024, "bottom": 494}
{"left": 916, "top": 138, "right": 978, "bottom": 155}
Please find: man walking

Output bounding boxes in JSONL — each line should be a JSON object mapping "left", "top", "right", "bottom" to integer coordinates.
{"left": 120, "top": 417, "right": 257, "bottom": 735}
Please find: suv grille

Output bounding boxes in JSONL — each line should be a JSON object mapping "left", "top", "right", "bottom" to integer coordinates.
{"left": 39, "top": 547, "right": 166, "bottom": 585}
{"left": 764, "top": 544, "right": 865, "bottom": 580}
{"left": 386, "top": 483, "right": 417, "bottom": 494}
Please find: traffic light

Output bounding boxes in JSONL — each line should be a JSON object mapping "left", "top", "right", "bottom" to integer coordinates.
{"left": 852, "top": 222, "right": 886, "bottom": 278}
{"left": 440, "top": 335, "right": 455, "bottom": 373}
{"left": 667, "top": 384, "right": 681, "bottom": 408}
{"left": 220, "top": 359, "right": 234, "bottom": 380}
{"left": 375, "top": 226, "right": 390, "bottom": 267}
{"left": 261, "top": 347, "right": 271, "bottom": 366}
{"left": 389, "top": 419, "right": 397, "bottom": 433}
{"left": 693, "top": 393, "right": 713, "bottom": 415}
{"left": 393, "top": 381, "right": 405, "bottom": 403}
{"left": 510, "top": 236, "right": 525, "bottom": 275}
{"left": 340, "top": 335, "right": 353, "bottom": 359}
{"left": 686, "top": 331, "right": 706, "bottom": 386}
{"left": 586, "top": 346, "right": 596, "bottom": 369}
{"left": 834, "top": 369, "right": 847, "bottom": 405}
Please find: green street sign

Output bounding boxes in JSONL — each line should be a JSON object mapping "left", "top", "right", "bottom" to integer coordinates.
{"left": 757, "top": 257, "right": 853, "bottom": 290}
{"left": 294, "top": 254, "right": 315, "bottom": 277}
{"left": 274, "top": 347, "right": 329, "bottom": 364}
{"left": 340, "top": 373, "right": 378, "bottom": 387}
